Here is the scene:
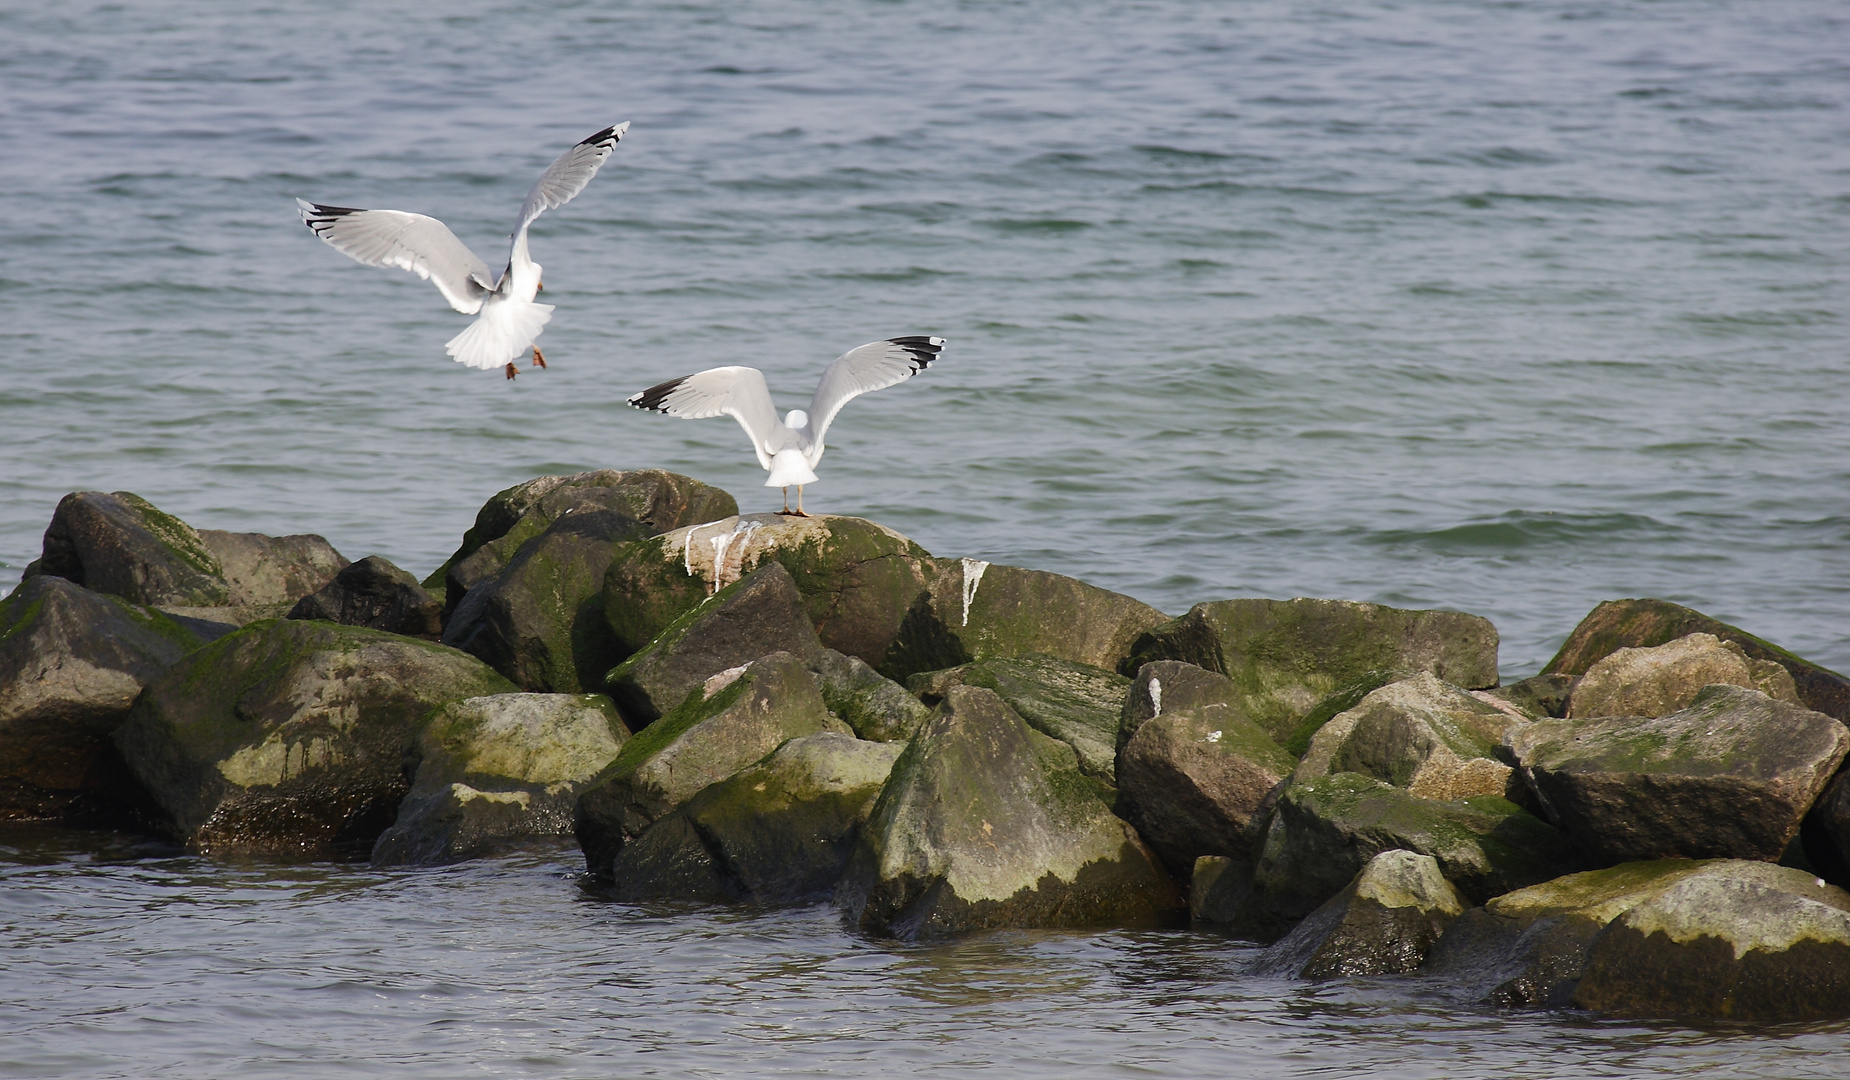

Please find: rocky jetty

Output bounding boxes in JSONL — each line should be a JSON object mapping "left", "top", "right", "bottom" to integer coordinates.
{"left": 7, "top": 479, "right": 1850, "bottom": 1023}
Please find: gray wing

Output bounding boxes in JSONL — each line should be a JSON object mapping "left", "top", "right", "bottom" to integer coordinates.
{"left": 628, "top": 365, "right": 780, "bottom": 471}
{"left": 296, "top": 200, "right": 494, "bottom": 314}
{"left": 807, "top": 336, "right": 946, "bottom": 445}
{"left": 513, "top": 121, "right": 630, "bottom": 236}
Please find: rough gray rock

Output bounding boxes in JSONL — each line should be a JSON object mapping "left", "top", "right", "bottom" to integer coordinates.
{"left": 1250, "top": 849, "right": 1465, "bottom": 979}
{"left": 837, "top": 685, "right": 1182, "bottom": 939}
{"left": 112, "top": 619, "right": 516, "bottom": 856}
{"left": 1508, "top": 683, "right": 1850, "bottom": 863}
{"left": 196, "top": 528, "right": 349, "bottom": 608}
{"left": 1567, "top": 632, "right": 1800, "bottom": 719}
{"left": 1294, "top": 673, "right": 1524, "bottom": 802}
{"left": 0, "top": 576, "right": 209, "bottom": 820}
{"left": 1246, "top": 772, "right": 1582, "bottom": 934}
{"left": 575, "top": 651, "right": 848, "bottom": 877}
{"left": 910, "top": 655, "right": 1128, "bottom": 782}
{"left": 371, "top": 693, "right": 629, "bottom": 866}
{"left": 1574, "top": 860, "right": 1850, "bottom": 1022}
{"left": 1121, "top": 598, "right": 1499, "bottom": 746}
{"left": 609, "top": 732, "right": 903, "bottom": 904}
{"left": 288, "top": 555, "right": 441, "bottom": 639}
{"left": 810, "top": 649, "right": 931, "bottom": 742}
{"left": 1119, "top": 661, "right": 1245, "bottom": 754}
{"left": 1543, "top": 597, "right": 1850, "bottom": 722}
{"left": 1116, "top": 702, "right": 1296, "bottom": 874}
{"left": 603, "top": 561, "right": 825, "bottom": 728}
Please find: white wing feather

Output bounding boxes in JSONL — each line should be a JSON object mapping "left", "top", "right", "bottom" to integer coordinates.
{"left": 296, "top": 200, "right": 494, "bottom": 314}
{"left": 513, "top": 121, "right": 630, "bottom": 236}
{"left": 807, "top": 336, "right": 946, "bottom": 447}
{"left": 628, "top": 366, "right": 782, "bottom": 471}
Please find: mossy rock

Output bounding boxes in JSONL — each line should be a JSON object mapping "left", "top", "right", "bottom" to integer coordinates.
{"left": 288, "top": 555, "right": 441, "bottom": 639}
{"left": 609, "top": 732, "right": 903, "bottom": 904}
{"left": 1250, "top": 849, "right": 1465, "bottom": 980}
{"left": 1123, "top": 599, "right": 1499, "bottom": 746}
{"left": 836, "top": 685, "right": 1182, "bottom": 939}
{"left": 1117, "top": 705, "right": 1296, "bottom": 874}
{"left": 912, "top": 654, "right": 1129, "bottom": 781}
{"left": 1120, "top": 660, "right": 1248, "bottom": 754}
{"left": 112, "top": 619, "right": 516, "bottom": 857}
{"left": 0, "top": 576, "right": 213, "bottom": 822}
{"left": 811, "top": 649, "right": 931, "bottom": 743}
{"left": 1567, "top": 632, "right": 1800, "bottom": 719}
{"left": 29, "top": 490, "right": 230, "bottom": 606}
{"left": 1543, "top": 598, "right": 1850, "bottom": 722}
{"left": 1294, "top": 672, "right": 1523, "bottom": 803}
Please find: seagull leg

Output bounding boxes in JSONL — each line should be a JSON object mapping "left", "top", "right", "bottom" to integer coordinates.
{"left": 532, "top": 346, "right": 547, "bottom": 369}
{"left": 504, "top": 362, "right": 519, "bottom": 381}
{"left": 795, "top": 485, "right": 810, "bottom": 517}
{"left": 779, "top": 487, "right": 792, "bottom": 515}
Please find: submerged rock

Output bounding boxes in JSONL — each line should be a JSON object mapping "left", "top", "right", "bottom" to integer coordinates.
{"left": 1574, "top": 861, "right": 1850, "bottom": 1022}
{"left": 1248, "top": 772, "right": 1582, "bottom": 931}
{"left": 1423, "top": 858, "right": 1712, "bottom": 1008}
{"left": 604, "top": 562, "right": 825, "bottom": 728}
{"left": 1116, "top": 700, "right": 1296, "bottom": 874}
{"left": 1121, "top": 599, "right": 1498, "bottom": 746}
{"left": 1544, "top": 598, "right": 1850, "bottom": 722}
{"left": 609, "top": 733, "right": 903, "bottom": 904}
{"left": 0, "top": 576, "right": 210, "bottom": 821}
{"left": 911, "top": 654, "right": 1129, "bottom": 781}
{"left": 837, "top": 685, "right": 1181, "bottom": 938}
{"left": 1294, "top": 673, "right": 1523, "bottom": 803}
{"left": 288, "top": 555, "right": 441, "bottom": 639}
{"left": 1567, "top": 632, "right": 1800, "bottom": 719}
{"left": 371, "top": 693, "right": 629, "bottom": 866}
{"left": 575, "top": 651, "right": 847, "bottom": 877}
{"left": 810, "top": 649, "right": 931, "bottom": 743}
{"left": 112, "top": 620, "right": 515, "bottom": 857}
{"left": 1508, "top": 683, "right": 1849, "bottom": 863}
{"left": 1251, "top": 849, "right": 1465, "bottom": 979}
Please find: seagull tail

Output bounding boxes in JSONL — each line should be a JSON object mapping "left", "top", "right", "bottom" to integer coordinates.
{"left": 445, "top": 301, "right": 555, "bottom": 370}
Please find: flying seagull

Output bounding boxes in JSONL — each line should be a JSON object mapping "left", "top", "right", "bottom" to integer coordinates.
{"left": 296, "top": 121, "right": 629, "bottom": 380}
{"left": 628, "top": 336, "right": 946, "bottom": 515}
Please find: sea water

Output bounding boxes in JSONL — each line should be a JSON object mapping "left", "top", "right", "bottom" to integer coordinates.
{"left": 2, "top": 1, "right": 1847, "bottom": 1075}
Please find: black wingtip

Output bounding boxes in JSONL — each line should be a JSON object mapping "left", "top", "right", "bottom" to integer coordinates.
{"left": 889, "top": 335, "right": 946, "bottom": 372}
{"left": 581, "top": 121, "right": 631, "bottom": 148}
{"left": 628, "top": 374, "right": 687, "bottom": 412}
{"left": 297, "top": 201, "right": 362, "bottom": 234}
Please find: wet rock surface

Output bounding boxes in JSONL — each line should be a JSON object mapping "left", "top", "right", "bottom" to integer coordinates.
{"left": 837, "top": 685, "right": 1181, "bottom": 939}
{"left": 288, "top": 555, "right": 441, "bottom": 639}
{"left": 371, "top": 693, "right": 629, "bottom": 866}
{"left": 1188, "top": 855, "right": 1253, "bottom": 925}
{"left": 1508, "top": 684, "right": 1850, "bottom": 863}
{"left": 1294, "top": 672, "right": 1523, "bottom": 802}
{"left": 1251, "top": 849, "right": 1465, "bottom": 979}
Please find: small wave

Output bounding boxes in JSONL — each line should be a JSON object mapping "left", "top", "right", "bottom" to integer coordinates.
{"left": 1365, "top": 511, "right": 1676, "bottom": 553}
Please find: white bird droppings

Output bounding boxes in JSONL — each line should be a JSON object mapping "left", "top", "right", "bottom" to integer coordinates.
{"left": 1149, "top": 677, "right": 1163, "bottom": 718}
{"left": 960, "top": 558, "right": 989, "bottom": 626}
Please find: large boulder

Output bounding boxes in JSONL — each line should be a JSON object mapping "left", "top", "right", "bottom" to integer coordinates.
{"left": 1543, "top": 598, "right": 1850, "bottom": 722}
{"left": 1121, "top": 598, "right": 1498, "bottom": 745}
{"left": 0, "top": 576, "right": 211, "bottom": 820}
{"left": 609, "top": 732, "right": 903, "bottom": 904}
{"left": 371, "top": 693, "right": 629, "bottom": 866}
{"left": 837, "top": 685, "right": 1182, "bottom": 938}
{"left": 1574, "top": 861, "right": 1850, "bottom": 1022}
{"left": 1250, "top": 849, "right": 1465, "bottom": 979}
{"left": 1293, "top": 673, "right": 1524, "bottom": 802}
{"left": 1118, "top": 660, "right": 1245, "bottom": 753}
{"left": 810, "top": 649, "right": 931, "bottom": 743}
{"left": 287, "top": 555, "right": 441, "bottom": 639}
{"left": 575, "top": 651, "right": 847, "bottom": 877}
{"left": 1247, "top": 772, "right": 1582, "bottom": 932}
{"left": 910, "top": 655, "right": 1128, "bottom": 781}
{"left": 883, "top": 558, "right": 1169, "bottom": 678}
{"left": 1423, "top": 859, "right": 1712, "bottom": 1007}
{"left": 604, "top": 562, "right": 825, "bottom": 727}
{"left": 112, "top": 620, "right": 516, "bottom": 856}
{"left": 25, "top": 490, "right": 346, "bottom": 612}
{"left": 1507, "top": 684, "right": 1850, "bottom": 864}
{"left": 429, "top": 469, "right": 737, "bottom": 608}
{"left": 1116, "top": 701, "right": 1297, "bottom": 874}
{"left": 1567, "top": 632, "right": 1800, "bottom": 719}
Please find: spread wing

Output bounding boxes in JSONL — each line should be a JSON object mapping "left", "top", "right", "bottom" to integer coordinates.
{"left": 513, "top": 121, "right": 630, "bottom": 236}
{"left": 628, "top": 365, "right": 781, "bottom": 471}
{"left": 807, "top": 336, "right": 946, "bottom": 446}
{"left": 296, "top": 200, "right": 494, "bottom": 314}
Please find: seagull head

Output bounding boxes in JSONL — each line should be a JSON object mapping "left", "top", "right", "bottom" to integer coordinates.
{"left": 783, "top": 409, "right": 810, "bottom": 432}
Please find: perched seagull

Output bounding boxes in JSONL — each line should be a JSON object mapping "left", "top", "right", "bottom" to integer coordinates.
{"left": 628, "top": 336, "right": 946, "bottom": 515}
{"left": 296, "top": 121, "right": 629, "bottom": 380}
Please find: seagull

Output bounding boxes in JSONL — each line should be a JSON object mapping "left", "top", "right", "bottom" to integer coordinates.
{"left": 296, "top": 121, "right": 629, "bottom": 380}
{"left": 628, "top": 336, "right": 946, "bottom": 515}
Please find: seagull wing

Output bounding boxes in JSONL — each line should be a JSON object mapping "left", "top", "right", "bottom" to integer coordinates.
{"left": 629, "top": 365, "right": 781, "bottom": 471}
{"left": 806, "top": 336, "right": 946, "bottom": 446}
{"left": 512, "top": 121, "right": 630, "bottom": 236}
{"left": 296, "top": 200, "right": 494, "bottom": 314}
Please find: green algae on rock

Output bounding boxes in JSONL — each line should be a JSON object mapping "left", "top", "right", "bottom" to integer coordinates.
{"left": 1250, "top": 848, "right": 1466, "bottom": 979}
{"left": 112, "top": 619, "right": 516, "bottom": 857}
{"left": 837, "top": 685, "right": 1181, "bottom": 939}
{"left": 810, "top": 649, "right": 931, "bottom": 742}
{"left": 1294, "top": 672, "right": 1525, "bottom": 803}
{"left": 910, "top": 654, "right": 1129, "bottom": 781}
{"left": 1116, "top": 702, "right": 1297, "bottom": 874}
{"left": 371, "top": 692, "right": 629, "bottom": 866}
{"left": 1119, "top": 661, "right": 1247, "bottom": 753}
{"left": 1567, "top": 632, "right": 1800, "bottom": 720}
